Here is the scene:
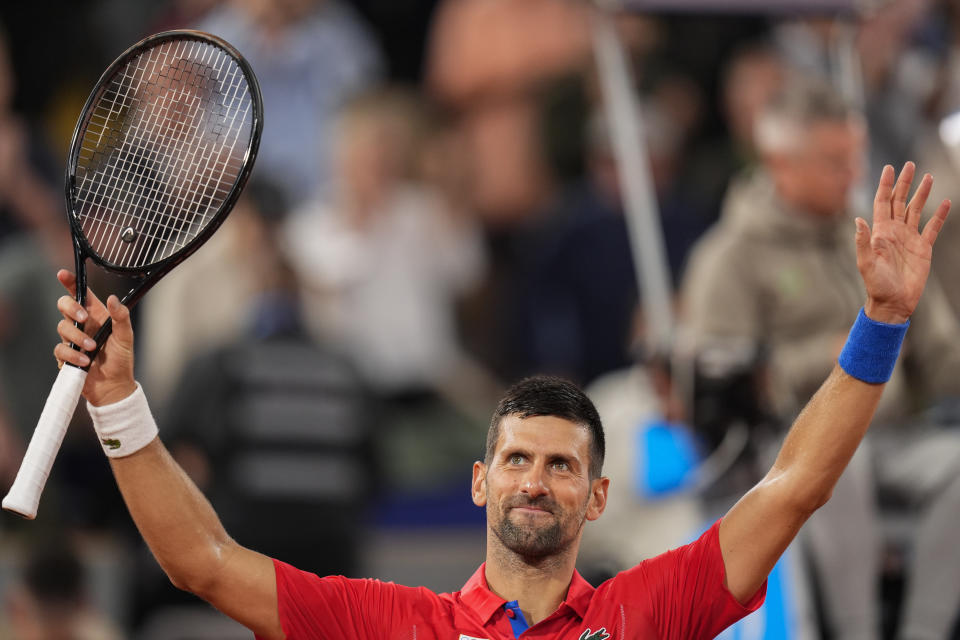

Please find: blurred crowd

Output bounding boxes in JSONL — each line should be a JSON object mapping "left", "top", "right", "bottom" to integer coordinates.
{"left": 2, "top": 0, "right": 960, "bottom": 638}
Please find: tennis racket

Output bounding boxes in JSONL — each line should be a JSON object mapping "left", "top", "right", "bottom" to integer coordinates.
{"left": 2, "top": 29, "right": 263, "bottom": 519}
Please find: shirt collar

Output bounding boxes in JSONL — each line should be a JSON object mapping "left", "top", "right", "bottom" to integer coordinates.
{"left": 459, "top": 563, "right": 596, "bottom": 624}
{"left": 460, "top": 564, "right": 506, "bottom": 624}
{"left": 563, "top": 569, "right": 595, "bottom": 618}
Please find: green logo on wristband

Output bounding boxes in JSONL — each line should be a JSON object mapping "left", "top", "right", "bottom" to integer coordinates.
{"left": 101, "top": 438, "right": 121, "bottom": 450}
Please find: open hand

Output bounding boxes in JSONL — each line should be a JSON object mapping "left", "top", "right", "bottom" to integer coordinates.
{"left": 53, "top": 270, "right": 136, "bottom": 406}
{"left": 856, "top": 162, "right": 950, "bottom": 324}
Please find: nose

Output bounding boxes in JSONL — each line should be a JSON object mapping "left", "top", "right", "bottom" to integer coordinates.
{"left": 520, "top": 464, "right": 549, "bottom": 499}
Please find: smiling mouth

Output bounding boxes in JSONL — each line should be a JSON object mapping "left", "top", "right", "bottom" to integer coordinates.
{"left": 511, "top": 506, "right": 553, "bottom": 516}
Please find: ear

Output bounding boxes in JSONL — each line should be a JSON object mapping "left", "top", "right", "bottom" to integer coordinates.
{"left": 472, "top": 461, "right": 487, "bottom": 507}
{"left": 585, "top": 476, "right": 610, "bottom": 521}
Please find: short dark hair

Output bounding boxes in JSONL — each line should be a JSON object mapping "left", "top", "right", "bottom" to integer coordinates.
{"left": 485, "top": 375, "right": 605, "bottom": 479}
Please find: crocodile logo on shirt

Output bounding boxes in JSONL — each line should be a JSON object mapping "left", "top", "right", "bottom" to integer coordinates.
{"left": 578, "top": 628, "right": 610, "bottom": 640}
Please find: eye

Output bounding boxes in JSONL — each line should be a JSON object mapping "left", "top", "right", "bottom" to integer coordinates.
{"left": 551, "top": 461, "right": 570, "bottom": 472}
{"left": 509, "top": 454, "right": 526, "bottom": 465}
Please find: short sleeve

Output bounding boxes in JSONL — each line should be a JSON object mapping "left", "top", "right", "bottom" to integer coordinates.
{"left": 257, "top": 559, "right": 424, "bottom": 640}
{"left": 608, "top": 519, "right": 766, "bottom": 639}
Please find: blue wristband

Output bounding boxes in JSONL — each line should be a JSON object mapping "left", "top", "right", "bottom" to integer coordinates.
{"left": 837, "top": 308, "right": 909, "bottom": 384}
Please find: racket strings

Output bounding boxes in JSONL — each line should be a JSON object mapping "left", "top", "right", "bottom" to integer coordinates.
{"left": 126, "top": 43, "right": 247, "bottom": 262}
{"left": 153, "top": 49, "right": 251, "bottom": 259}
{"left": 84, "top": 40, "right": 240, "bottom": 253}
{"left": 79, "top": 52, "right": 237, "bottom": 265}
{"left": 112, "top": 44, "right": 239, "bottom": 265}
{"left": 73, "top": 37, "right": 253, "bottom": 268}
{"left": 79, "top": 40, "right": 214, "bottom": 259}
{"left": 84, "top": 40, "right": 246, "bottom": 264}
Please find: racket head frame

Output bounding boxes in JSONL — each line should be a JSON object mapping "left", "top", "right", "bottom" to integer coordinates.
{"left": 62, "top": 29, "right": 263, "bottom": 360}
{"left": 64, "top": 29, "right": 264, "bottom": 308}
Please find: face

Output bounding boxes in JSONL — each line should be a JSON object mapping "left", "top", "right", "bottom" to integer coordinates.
{"left": 335, "top": 117, "right": 395, "bottom": 219}
{"left": 771, "top": 119, "right": 865, "bottom": 217}
{"left": 472, "top": 415, "right": 608, "bottom": 560}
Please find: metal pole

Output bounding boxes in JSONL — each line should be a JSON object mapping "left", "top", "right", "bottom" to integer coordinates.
{"left": 590, "top": 5, "right": 674, "bottom": 358}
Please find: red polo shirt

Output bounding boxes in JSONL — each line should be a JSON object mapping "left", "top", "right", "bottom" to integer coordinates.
{"left": 262, "top": 519, "right": 765, "bottom": 639}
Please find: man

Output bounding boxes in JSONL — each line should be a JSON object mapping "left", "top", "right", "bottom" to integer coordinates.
{"left": 683, "top": 80, "right": 960, "bottom": 639}
{"left": 196, "top": 0, "right": 383, "bottom": 207}
{"left": 49, "top": 163, "right": 948, "bottom": 638}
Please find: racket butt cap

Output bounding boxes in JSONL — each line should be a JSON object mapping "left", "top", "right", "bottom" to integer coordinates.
{"left": 1, "top": 496, "right": 38, "bottom": 520}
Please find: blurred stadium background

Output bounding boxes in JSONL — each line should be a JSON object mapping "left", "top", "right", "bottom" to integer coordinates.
{"left": 0, "top": 0, "right": 959, "bottom": 638}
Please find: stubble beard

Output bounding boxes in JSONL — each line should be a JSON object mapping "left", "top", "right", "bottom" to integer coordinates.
{"left": 490, "top": 495, "right": 586, "bottom": 561}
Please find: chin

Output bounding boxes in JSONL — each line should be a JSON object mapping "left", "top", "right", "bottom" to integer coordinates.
{"left": 507, "top": 537, "right": 563, "bottom": 559}
{"left": 497, "top": 520, "right": 565, "bottom": 558}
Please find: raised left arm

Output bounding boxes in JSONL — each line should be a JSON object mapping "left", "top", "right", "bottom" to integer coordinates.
{"left": 718, "top": 162, "right": 950, "bottom": 603}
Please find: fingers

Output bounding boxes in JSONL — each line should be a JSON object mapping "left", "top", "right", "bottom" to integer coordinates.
{"left": 56, "top": 317, "right": 96, "bottom": 351}
{"left": 873, "top": 164, "right": 895, "bottom": 210}
{"left": 105, "top": 295, "right": 134, "bottom": 348}
{"left": 854, "top": 216, "right": 871, "bottom": 245}
{"left": 875, "top": 162, "right": 938, "bottom": 231}
{"left": 56, "top": 294, "right": 88, "bottom": 325}
{"left": 854, "top": 217, "right": 874, "bottom": 272}
{"left": 55, "top": 316, "right": 96, "bottom": 353}
{"left": 53, "top": 295, "right": 133, "bottom": 370}
{"left": 54, "top": 340, "right": 91, "bottom": 369}
{"left": 904, "top": 172, "right": 933, "bottom": 229}
{"left": 921, "top": 199, "right": 951, "bottom": 246}
{"left": 55, "top": 295, "right": 97, "bottom": 368}
{"left": 891, "top": 161, "right": 915, "bottom": 221}
{"left": 57, "top": 269, "right": 76, "bottom": 296}
{"left": 56, "top": 269, "right": 109, "bottom": 326}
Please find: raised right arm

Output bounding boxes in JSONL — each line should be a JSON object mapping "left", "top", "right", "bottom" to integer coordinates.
{"left": 53, "top": 270, "right": 284, "bottom": 640}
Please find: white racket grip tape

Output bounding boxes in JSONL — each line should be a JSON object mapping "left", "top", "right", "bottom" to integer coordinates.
{"left": 3, "top": 364, "right": 88, "bottom": 519}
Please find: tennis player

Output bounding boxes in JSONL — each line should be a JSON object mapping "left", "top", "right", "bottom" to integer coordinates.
{"left": 53, "top": 161, "right": 948, "bottom": 639}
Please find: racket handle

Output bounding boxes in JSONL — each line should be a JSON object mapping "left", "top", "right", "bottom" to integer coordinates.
{"left": 2, "top": 365, "right": 88, "bottom": 519}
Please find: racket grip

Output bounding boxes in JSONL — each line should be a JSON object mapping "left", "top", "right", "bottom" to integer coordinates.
{"left": 2, "top": 365, "right": 88, "bottom": 519}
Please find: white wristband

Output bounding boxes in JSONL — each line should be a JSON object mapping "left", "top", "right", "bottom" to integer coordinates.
{"left": 86, "top": 383, "right": 159, "bottom": 458}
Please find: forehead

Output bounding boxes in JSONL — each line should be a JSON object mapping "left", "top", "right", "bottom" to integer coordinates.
{"left": 494, "top": 414, "right": 592, "bottom": 459}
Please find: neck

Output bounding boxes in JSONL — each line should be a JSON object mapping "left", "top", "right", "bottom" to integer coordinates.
{"left": 483, "top": 531, "right": 580, "bottom": 625}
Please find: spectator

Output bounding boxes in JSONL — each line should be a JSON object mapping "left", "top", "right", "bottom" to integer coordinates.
{"left": 197, "top": 0, "right": 383, "bottom": 207}
{"left": 684, "top": 41, "right": 788, "bottom": 226}
{"left": 773, "top": 3, "right": 939, "bottom": 179}
{"left": 2, "top": 542, "right": 122, "bottom": 640}
{"left": 682, "top": 77, "right": 960, "bottom": 640}
{"left": 502, "top": 60, "right": 721, "bottom": 386}
{"left": 282, "top": 87, "right": 486, "bottom": 397}
{"left": 425, "top": 0, "right": 593, "bottom": 227}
